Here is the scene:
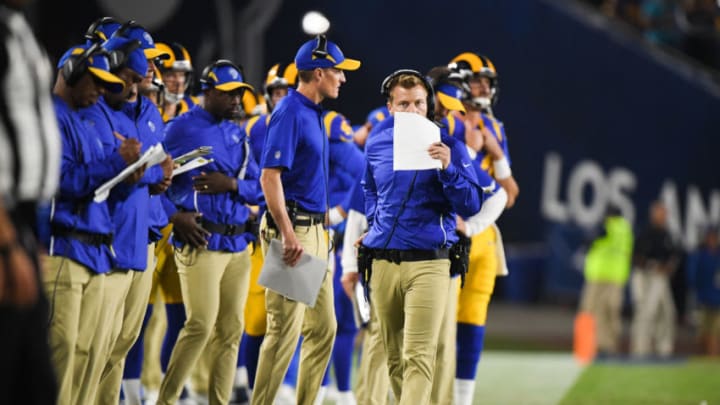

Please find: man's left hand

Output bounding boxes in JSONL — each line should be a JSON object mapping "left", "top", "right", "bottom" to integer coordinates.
{"left": 193, "top": 171, "right": 237, "bottom": 194}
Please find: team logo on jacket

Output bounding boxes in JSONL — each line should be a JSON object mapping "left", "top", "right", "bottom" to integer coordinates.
{"left": 274, "top": 150, "right": 281, "bottom": 160}
{"left": 148, "top": 121, "right": 156, "bottom": 132}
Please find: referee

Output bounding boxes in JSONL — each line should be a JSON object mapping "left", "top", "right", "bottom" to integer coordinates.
{"left": 0, "top": 1, "right": 61, "bottom": 404}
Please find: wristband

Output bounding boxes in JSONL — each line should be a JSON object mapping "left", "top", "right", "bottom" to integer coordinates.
{"left": 329, "top": 207, "right": 344, "bottom": 226}
{"left": 493, "top": 156, "right": 512, "bottom": 180}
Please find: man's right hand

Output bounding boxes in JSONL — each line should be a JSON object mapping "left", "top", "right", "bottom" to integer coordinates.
{"left": 171, "top": 212, "right": 210, "bottom": 248}
{"left": 281, "top": 230, "right": 303, "bottom": 266}
{"left": 341, "top": 272, "right": 359, "bottom": 300}
{"left": 116, "top": 133, "right": 142, "bottom": 165}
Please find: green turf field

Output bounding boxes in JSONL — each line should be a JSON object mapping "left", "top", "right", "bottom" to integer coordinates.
{"left": 320, "top": 350, "right": 720, "bottom": 404}
{"left": 471, "top": 352, "right": 720, "bottom": 405}
{"left": 558, "top": 358, "right": 720, "bottom": 405}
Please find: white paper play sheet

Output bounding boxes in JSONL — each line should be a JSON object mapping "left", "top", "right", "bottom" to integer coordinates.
{"left": 393, "top": 111, "right": 442, "bottom": 171}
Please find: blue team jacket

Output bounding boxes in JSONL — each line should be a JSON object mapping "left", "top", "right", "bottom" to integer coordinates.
{"left": 164, "top": 105, "right": 260, "bottom": 252}
{"left": 362, "top": 116, "right": 484, "bottom": 250}
{"left": 122, "top": 96, "right": 168, "bottom": 243}
{"left": 50, "top": 95, "right": 126, "bottom": 274}
{"left": 80, "top": 96, "right": 164, "bottom": 271}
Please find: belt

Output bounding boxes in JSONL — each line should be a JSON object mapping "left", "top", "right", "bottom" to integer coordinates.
{"left": 200, "top": 218, "right": 247, "bottom": 236}
{"left": 51, "top": 224, "right": 113, "bottom": 247}
{"left": 266, "top": 207, "right": 325, "bottom": 230}
{"left": 370, "top": 248, "right": 449, "bottom": 263}
{"left": 293, "top": 212, "right": 325, "bottom": 227}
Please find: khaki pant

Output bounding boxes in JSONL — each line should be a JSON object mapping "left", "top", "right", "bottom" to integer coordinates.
{"left": 356, "top": 305, "right": 390, "bottom": 405}
{"left": 370, "top": 258, "right": 451, "bottom": 404}
{"left": 96, "top": 243, "right": 156, "bottom": 404}
{"left": 252, "top": 217, "right": 336, "bottom": 405}
{"left": 42, "top": 256, "right": 105, "bottom": 405}
{"left": 631, "top": 269, "right": 676, "bottom": 357}
{"left": 431, "top": 277, "right": 459, "bottom": 404}
{"left": 79, "top": 269, "right": 133, "bottom": 405}
{"left": 157, "top": 247, "right": 251, "bottom": 405}
{"left": 580, "top": 281, "right": 623, "bottom": 354}
{"left": 141, "top": 289, "right": 166, "bottom": 392}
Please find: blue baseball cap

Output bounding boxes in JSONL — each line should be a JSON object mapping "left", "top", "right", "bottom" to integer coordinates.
{"left": 102, "top": 36, "right": 148, "bottom": 77}
{"left": 112, "top": 23, "right": 170, "bottom": 60}
{"left": 201, "top": 61, "right": 254, "bottom": 92}
{"left": 57, "top": 44, "right": 125, "bottom": 93}
{"left": 436, "top": 83, "right": 466, "bottom": 113}
{"left": 294, "top": 36, "right": 360, "bottom": 71}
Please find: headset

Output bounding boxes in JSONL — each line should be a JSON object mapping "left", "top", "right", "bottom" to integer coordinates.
{"left": 112, "top": 19, "right": 143, "bottom": 39}
{"left": 107, "top": 39, "right": 141, "bottom": 72}
{"left": 61, "top": 41, "right": 105, "bottom": 87}
{"left": 380, "top": 69, "right": 436, "bottom": 121}
{"left": 199, "top": 59, "right": 245, "bottom": 89}
{"left": 312, "top": 34, "right": 329, "bottom": 60}
{"left": 84, "top": 16, "right": 118, "bottom": 43}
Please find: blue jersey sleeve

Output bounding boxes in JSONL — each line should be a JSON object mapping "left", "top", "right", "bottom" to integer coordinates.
{"left": 261, "top": 108, "right": 299, "bottom": 170}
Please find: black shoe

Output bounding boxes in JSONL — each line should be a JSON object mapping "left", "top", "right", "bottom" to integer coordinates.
{"left": 229, "top": 386, "right": 249, "bottom": 405}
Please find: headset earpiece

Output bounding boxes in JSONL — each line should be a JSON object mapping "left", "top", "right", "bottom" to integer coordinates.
{"left": 107, "top": 39, "right": 141, "bottom": 71}
{"left": 380, "top": 69, "right": 436, "bottom": 121}
{"left": 62, "top": 42, "right": 103, "bottom": 87}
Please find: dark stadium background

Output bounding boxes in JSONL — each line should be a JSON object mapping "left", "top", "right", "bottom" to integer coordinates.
{"left": 29, "top": 0, "right": 720, "bottom": 304}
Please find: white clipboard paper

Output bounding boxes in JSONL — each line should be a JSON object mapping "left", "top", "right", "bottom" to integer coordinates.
{"left": 258, "top": 239, "right": 328, "bottom": 308}
{"left": 393, "top": 111, "right": 442, "bottom": 171}
{"left": 93, "top": 143, "right": 167, "bottom": 203}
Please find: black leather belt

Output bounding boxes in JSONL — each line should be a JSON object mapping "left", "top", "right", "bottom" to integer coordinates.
{"left": 51, "top": 224, "right": 113, "bottom": 247}
{"left": 266, "top": 205, "right": 325, "bottom": 230}
{"left": 200, "top": 218, "right": 247, "bottom": 236}
{"left": 370, "top": 248, "right": 449, "bottom": 264}
{"left": 293, "top": 213, "right": 325, "bottom": 227}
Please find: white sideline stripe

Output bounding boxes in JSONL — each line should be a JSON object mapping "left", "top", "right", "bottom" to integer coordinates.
{"left": 473, "top": 351, "right": 585, "bottom": 405}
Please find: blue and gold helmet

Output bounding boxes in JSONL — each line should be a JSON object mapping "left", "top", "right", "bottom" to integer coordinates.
{"left": 448, "top": 52, "right": 499, "bottom": 109}
{"left": 264, "top": 62, "right": 298, "bottom": 111}
{"left": 155, "top": 42, "right": 193, "bottom": 103}
{"left": 155, "top": 42, "right": 193, "bottom": 73}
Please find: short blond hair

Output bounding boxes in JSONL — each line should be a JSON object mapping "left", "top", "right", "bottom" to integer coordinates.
{"left": 386, "top": 74, "right": 426, "bottom": 103}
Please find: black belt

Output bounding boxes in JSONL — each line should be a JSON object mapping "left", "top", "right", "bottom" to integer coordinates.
{"left": 200, "top": 218, "right": 247, "bottom": 236}
{"left": 266, "top": 206, "right": 324, "bottom": 230}
{"left": 51, "top": 224, "right": 113, "bottom": 247}
{"left": 293, "top": 212, "right": 325, "bottom": 227}
{"left": 370, "top": 248, "right": 449, "bottom": 264}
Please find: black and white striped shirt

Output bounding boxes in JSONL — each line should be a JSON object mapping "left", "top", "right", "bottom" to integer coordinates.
{"left": 0, "top": 5, "right": 60, "bottom": 209}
